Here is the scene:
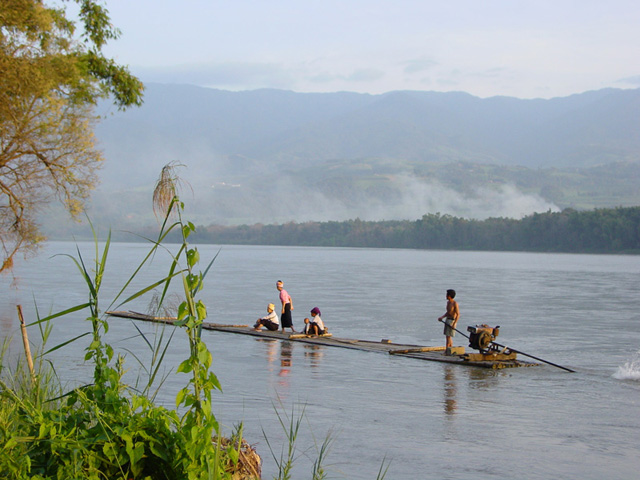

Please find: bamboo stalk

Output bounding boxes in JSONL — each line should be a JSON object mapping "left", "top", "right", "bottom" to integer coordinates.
{"left": 389, "top": 346, "right": 446, "bottom": 355}
{"left": 17, "top": 305, "right": 36, "bottom": 383}
{"left": 288, "top": 333, "right": 333, "bottom": 339}
{"left": 205, "top": 323, "right": 249, "bottom": 328}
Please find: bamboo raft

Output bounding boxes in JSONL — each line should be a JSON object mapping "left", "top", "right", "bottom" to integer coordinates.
{"left": 107, "top": 311, "right": 540, "bottom": 369}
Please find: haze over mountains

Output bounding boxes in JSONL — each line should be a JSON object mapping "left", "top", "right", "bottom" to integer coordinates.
{"left": 57, "top": 84, "right": 639, "bottom": 234}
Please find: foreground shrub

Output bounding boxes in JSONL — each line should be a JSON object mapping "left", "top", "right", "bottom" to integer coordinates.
{"left": 0, "top": 164, "right": 255, "bottom": 479}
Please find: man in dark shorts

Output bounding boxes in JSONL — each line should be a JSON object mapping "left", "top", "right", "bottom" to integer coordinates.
{"left": 438, "top": 289, "right": 460, "bottom": 350}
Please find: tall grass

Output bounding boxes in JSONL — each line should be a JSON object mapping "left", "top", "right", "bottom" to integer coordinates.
{"left": 0, "top": 165, "right": 239, "bottom": 479}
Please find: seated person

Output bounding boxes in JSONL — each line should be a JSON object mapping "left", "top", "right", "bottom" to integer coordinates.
{"left": 308, "top": 307, "right": 326, "bottom": 335}
{"left": 254, "top": 303, "right": 280, "bottom": 331}
{"left": 302, "top": 317, "right": 312, "bottom": 334}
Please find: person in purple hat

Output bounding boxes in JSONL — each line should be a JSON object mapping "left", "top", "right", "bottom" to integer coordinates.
{"left": 308, "top": 307, "right": 326, "bottom": 335}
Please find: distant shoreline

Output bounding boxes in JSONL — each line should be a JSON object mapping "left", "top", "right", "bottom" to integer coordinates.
{"left": 47, "top": 206, "right": 640, "bottom": 255}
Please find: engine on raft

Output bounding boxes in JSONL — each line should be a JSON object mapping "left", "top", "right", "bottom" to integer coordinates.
{"left": 464, "top": 324, "right": 517, "bottom": 361}
{"left": 467, "top": 324, "right": 500, "bottom": 352}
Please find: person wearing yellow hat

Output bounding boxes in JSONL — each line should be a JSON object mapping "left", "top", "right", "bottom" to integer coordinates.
{"left": 254, "top": 303, "right": 280, "bottom": 331}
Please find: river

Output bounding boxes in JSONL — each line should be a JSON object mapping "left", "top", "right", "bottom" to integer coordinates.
{"left": 1, "top": 242, "right": 639, "bottom": 479}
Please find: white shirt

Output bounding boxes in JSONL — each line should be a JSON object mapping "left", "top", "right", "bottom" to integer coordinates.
{"left": 261, "top": 310, "right": 279, "bottom": 325}
{"left": 310, "top": 315, "right": 324, "bottom": 330}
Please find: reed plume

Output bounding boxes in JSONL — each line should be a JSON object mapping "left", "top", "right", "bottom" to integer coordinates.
{"left": 152, "top": 162, "right": 184, "bottom": 219}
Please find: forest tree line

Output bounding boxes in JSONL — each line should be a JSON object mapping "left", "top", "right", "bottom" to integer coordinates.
{"left": 175, "top": 206, "right": 640, "bottom": 253}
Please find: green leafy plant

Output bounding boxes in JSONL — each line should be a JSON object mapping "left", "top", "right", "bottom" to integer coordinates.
{"left": 148, "top": 164, "right": 224, "bottom": 477}
{"left": 0, "top": 164, "right": 249, "bottom": 479}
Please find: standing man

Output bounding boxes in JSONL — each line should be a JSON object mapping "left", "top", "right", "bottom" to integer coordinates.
{"left": 438, "top": 289, "right": 460, "bottom": 351}
{"left": 276, "top": 280, "right": 295, "bottom": 333}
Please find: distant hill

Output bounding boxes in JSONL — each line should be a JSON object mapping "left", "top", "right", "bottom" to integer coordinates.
{"left": 40, "top": 85, "right": 640, "bottom": 238}
{"left": 95, "top": 85, "right": 640, "bottom": 185}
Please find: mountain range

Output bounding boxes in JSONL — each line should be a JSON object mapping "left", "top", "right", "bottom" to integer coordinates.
{"left": 96, "top": 84, "right": 640, "bottom": 182}
{"left": 43, "top": 84, "right": 640, "bottom": 237}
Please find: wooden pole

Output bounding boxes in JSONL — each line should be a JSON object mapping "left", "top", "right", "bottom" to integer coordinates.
{"left": 17, "top": 305, "right": 36, "bottom": 383}
{"left": 389, "top": 346, "right": 446, "bottom": 355}
{"left": 491, "top": 341, "right": 576, "bottom": 373}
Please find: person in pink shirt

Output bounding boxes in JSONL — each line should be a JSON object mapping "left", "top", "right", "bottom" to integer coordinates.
{"left": 276, "top": 280, "right": 295, "bottom": 333}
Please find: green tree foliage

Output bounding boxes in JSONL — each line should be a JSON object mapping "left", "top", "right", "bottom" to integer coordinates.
{"left": 0, "top": 0, "right": 143, "bottom": 272}
{"left": 186, "top": 207, "right": 640, "bottom": 254}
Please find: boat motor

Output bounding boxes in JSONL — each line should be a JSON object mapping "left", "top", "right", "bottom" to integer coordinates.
{"left": 467, "top": 325, "right": 500, "bottom": 352}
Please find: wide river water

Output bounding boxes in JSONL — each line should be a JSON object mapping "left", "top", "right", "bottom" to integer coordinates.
{"left": 1, "top": 241, "right": 639, "bottom": 479}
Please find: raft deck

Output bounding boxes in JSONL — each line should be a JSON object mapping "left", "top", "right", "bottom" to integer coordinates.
{"left": 107, "top": 310, "right": 539, "bottom": 369}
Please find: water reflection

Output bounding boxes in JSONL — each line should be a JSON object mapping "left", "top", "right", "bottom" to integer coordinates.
{"left": 260, "top": 339, "right": 328, "bottom": 396}
{"left": 262, "top": 339, "right": 294, "bottom": 394}
{"left": 280, "top": 342, "right": 293, "bottom": 373}
{"left": 443, "top": 365, "right": 458, "bottom": 416}
{"left": 467, "top": 368, "right": 503, "bottom": 390}
{"left": 303, "top": 344, "right": 324, "bottom": 367}
{"left": 0, "top": 310, "right": 14, "bottom": 337}
{"left": 265, "top": 339, "right": 278, "bottom": 365}
{"left": 0, "top": 311, "right": 20, "bottom": 355}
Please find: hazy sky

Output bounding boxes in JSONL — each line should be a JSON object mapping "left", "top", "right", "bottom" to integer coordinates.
{"left": 95, "top": 0, "right": 640, "bottom": 98}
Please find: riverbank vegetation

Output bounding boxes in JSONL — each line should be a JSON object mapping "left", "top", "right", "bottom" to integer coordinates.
{"left": 0, "top": 167, "right": 261, "bottom": 479}
{"left": 185, "top": 206, "right": 640, "bottom": 254}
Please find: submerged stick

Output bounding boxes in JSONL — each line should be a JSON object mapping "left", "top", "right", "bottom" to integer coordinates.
{"left": 17, "top": 305, "right": 36, "bottom": 383}
{"left": 490, "top": 341, "right": 576, "bottom": 373}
